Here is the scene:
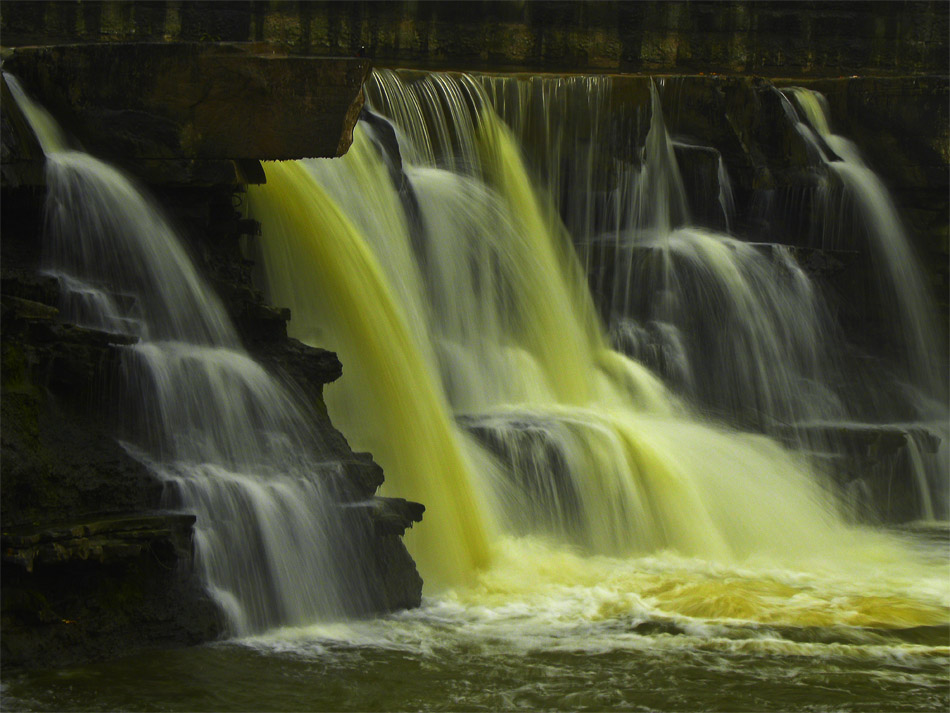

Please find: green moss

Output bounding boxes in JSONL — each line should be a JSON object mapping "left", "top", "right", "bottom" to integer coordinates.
{"left": 1, "top": 342, "right": 36, "bottom": 394}
{"left": 97, "top": 568, "right": 147, "bottom": 610}
{"left": 0, "top": 586, "right": 56, "bottom": 623}
{"left": 2, "top": 388, "right": 43, "bottom": 446}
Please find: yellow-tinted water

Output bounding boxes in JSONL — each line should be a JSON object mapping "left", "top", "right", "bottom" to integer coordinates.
{"left": 246, "top": 120, "right": 944, "bottom": 589}
{"left": 4, "top": 528, "right": 947, "bottom": 711}
{"left": 238, "top": 75, "right": 949, "bottom": 710}
{"left": 246, "top": 158, "right": 491, "bottom": 587}
{"left": 6, "top": 68, "right": 947, "bottom": 710}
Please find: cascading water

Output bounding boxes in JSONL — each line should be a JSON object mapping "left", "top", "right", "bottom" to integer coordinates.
{"left": 563, "top": 80, "right": 846, "bottom": 443}
{"left": 5, "top": 74, "right": 377, "bottom": 635}
{"left": 246, "top": 68, "right": 948, "bottom": 615}
{"left": 242, "top": 158, "right": 491, "bottom": 588}
{"left": 777, "top": 87, "right": 950, "bottom": 519}
{"left": 5, "top": 65, "right": 948, "bottom": 713}
{"left": 476, "top": 72, "right": 948, "bottom": 521}
{"left": 782, "top": 87, "right": 946, "bottom": 406}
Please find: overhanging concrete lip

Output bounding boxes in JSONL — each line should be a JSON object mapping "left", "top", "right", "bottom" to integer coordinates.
{"left": 2, "top": 43, "right": 370, "bottom": 164}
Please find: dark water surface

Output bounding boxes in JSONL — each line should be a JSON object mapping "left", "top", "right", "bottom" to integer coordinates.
{"left": 3, "top": 631, "right": 948, "bottom": 712}
{"left": 4, "top": 527, "right": 948, "bottom": 713}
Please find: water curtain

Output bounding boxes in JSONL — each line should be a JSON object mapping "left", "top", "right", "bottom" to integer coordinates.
{"left": 5, "top": 74, "right": 375, "bottom": 634}
{"left": 247, "top": 71, "right": 937, "bottom": 589}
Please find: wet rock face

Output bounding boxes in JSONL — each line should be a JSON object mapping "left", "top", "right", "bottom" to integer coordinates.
{"left": 1, "top": 514, "right": 223, "bottom": 669}
{"left": 0, "top": 271, "right": 160, "bottom": 528}
{"left": 772, "top": 424, "right": 944, "bottom": 524}
{"left": 2, "top": 513, "right": 200, "bottom": 573}
{"left": 590, "top": 74, "right": 948, "bottom": 331}
{"left": 0, "top": 308, "right": 224, "bottom": 667}
{"left": 146, "top": 186, "right": 427, "bottom": 616}
{"left": 0, "top": 176, "right": 425, "bottom": 667}
{"left": 798, "top": 77, "right": 950, "bottom": 315}
{"left": 0, "top": 191, "right": 223, "bottom": 667}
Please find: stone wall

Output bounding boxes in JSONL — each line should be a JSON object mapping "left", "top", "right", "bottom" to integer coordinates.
{"left": 2, "top": 1, "right": 947, "bottom": 77}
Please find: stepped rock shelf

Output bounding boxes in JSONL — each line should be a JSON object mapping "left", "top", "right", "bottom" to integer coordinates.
{"left": 0, "top": 43, "right": 421, "bottom": 669}
{"left": 2, "top": 32, "right": 947, "bottom": 671}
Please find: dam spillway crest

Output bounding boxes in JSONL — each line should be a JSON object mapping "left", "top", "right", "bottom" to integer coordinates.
{"left": 1, "top": 15, "right": 948, "bottom": 711}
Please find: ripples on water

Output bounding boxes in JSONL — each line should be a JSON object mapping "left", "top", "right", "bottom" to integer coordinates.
{"left": 5, "top": 529, "right": 948, "bottom": 712}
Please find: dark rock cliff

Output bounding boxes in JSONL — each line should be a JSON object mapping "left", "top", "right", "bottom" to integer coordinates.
{"left": 0, "top": 54, "right": 423, "bottom": 668}
{"left": 0, "top": 179, "right": 426, "bottom": 668}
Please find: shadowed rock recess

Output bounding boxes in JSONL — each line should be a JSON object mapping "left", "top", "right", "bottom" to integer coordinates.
{"left": 1, "top": 1, "right": 947, "bottom": 669}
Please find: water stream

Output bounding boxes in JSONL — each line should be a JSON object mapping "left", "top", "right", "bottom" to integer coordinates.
{"left": 245, "top": 70, "right": 950, "bottom": 708}
{"left": 3, "top": 70, "right": 948, "bottom": 710}
{"left": 5, "top": 74, "right": 377, "bottom": 635}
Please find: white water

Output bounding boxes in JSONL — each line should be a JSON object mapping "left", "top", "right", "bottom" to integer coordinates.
{"left": 6, "top": 64, "right": 947, "bottom": 672}
{"left": 246, "top": 66, "right": 949, "bottom": 660}
{"left": 5, "top": 73, "right": 369, "bottom": 635}
{"left": 780, "top": 87, "right": 949, "bottom": 520}
{"left": 784, "top": 87, "right": 947, "bottom": 406}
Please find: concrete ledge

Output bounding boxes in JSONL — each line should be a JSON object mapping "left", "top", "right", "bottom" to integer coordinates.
{"left": 3, "top": 43, "right": 369, "bottom": 165}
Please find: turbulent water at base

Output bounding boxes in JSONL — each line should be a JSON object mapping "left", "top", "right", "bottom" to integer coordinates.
{"left": 4, "top": 526, "right": 948, "bottom": 711}
{"left": 4, "top": 67, "right": 948, "bottom": 712}
{"left": 238, "top": 69, "right": 950, "bottom": 709}
{"left": 4, "top": 75, "right": 373, "bottom": 635}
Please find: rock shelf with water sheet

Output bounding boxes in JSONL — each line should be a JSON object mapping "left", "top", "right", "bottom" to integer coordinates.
{"left": 1, "top": 3, "right": 947, "bottom": 686}
{"left": 0, "top": 68, "right": 424, "bottom": 668}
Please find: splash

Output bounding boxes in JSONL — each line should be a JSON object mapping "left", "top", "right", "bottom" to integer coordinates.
{"left": 246, "top": 70, "right": 945, "bottom": 625}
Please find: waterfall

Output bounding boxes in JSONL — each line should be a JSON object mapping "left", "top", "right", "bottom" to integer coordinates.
{"left": 5, "top": 74, "right": 376, "bottom": 635}
{"left": 8, "top": 61, "right": 944, "bottom": 638}
{"left": 246, "top": 70, "right": 939, "bottom": 592}
{"left": 780, "top": 86, "right": 949, "bottom": 519}
{"left": 4, "top": 55, "right": 948, "bottom": 712}
{"left": 783, "top": 87, "right": 946, "bottom": 408}
{"left": 244, "top": 158, "right": 491, "bottom": 588}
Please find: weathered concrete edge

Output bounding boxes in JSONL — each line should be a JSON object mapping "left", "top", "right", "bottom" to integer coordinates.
{"left": 1, "top": 43, "right": 370, "bottom": 185}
